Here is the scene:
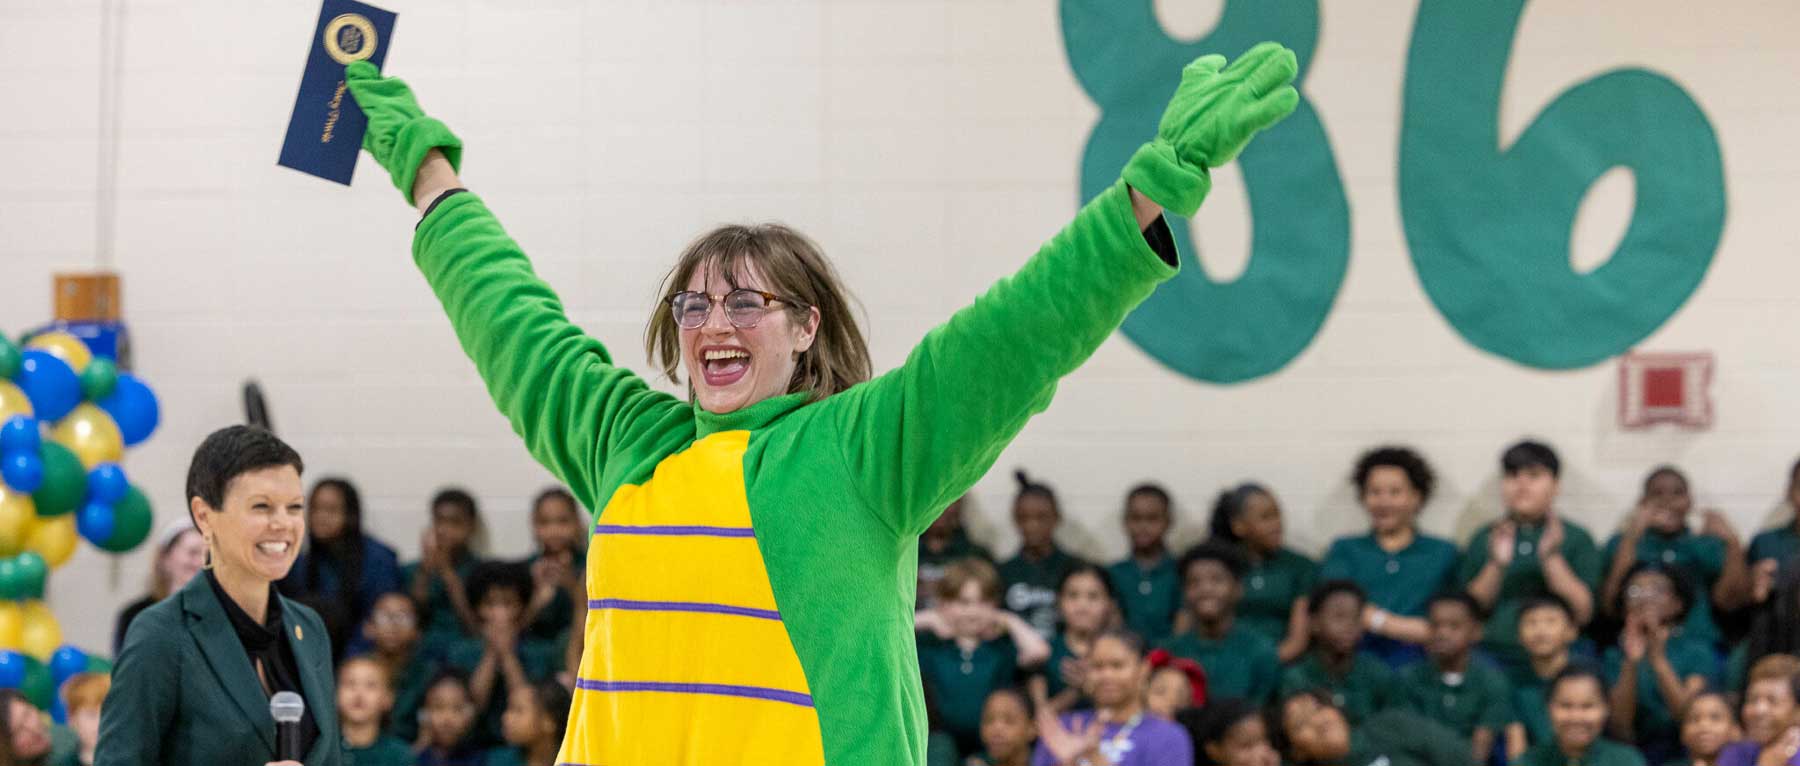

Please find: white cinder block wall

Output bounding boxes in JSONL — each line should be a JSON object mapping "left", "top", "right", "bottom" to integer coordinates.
{"left": 1, "top": 0, "right": 1797, "bottom": 651}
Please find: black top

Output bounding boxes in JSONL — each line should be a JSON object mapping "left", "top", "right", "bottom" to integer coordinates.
{"left": 113, "top": 594, "right": 158, "bottom": 656}
{"left": 204, "top": 570, "right": 321, "bottom": 755}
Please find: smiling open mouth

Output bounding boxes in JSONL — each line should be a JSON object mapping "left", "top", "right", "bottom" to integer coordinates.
{"left": 702, "top": 348, "right": 750, "bottom": 387}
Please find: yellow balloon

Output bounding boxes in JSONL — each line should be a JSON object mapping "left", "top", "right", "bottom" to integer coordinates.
{"left": 17, "top": 600, "right": 59, "bottom": 661}
{"left": 0, "top": 380, "right": 30, "bottom": 421}
{"left": 0, "top": 486, "right": 33, "bottom": 558}
{"left": 25, "top": 515, "right": 76, "bottom": 569}
{"left": 0, "top": 603, "right": 19, "bottom": 651}
{"left": 50, "top": 403, "right": 123, "bottom": 469}
{"left": 25, "top": 331, "right": 91, "bottom": 374}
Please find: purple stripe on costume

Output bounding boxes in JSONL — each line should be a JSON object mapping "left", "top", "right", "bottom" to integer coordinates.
{"left": 575, "top": 679, "right": 814, "bottom": 708}
{"left": 592, "top": 523, "right": 756, "bottom": 538}
{"left": 588, "top": 598, "right": 781, "bottom": 621}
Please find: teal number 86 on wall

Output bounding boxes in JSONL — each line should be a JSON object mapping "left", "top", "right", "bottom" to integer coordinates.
{"left": 1061, "top": 0, "right": 1726, "bottom": 383}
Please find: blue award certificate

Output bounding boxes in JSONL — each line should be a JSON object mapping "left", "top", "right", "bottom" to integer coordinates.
{"left": 277, "top": 0, "right": 396, "bottom": 185}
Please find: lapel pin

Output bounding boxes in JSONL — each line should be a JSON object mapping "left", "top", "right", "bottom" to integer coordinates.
{"left": 295, "top": 625, "right": 304, "bottom": 641}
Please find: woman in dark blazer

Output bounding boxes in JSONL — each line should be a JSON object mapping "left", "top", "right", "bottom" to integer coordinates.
{"left": 96, "top": 426, "right": 342, "bottom": 766}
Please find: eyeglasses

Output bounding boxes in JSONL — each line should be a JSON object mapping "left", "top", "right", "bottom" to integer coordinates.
{"left": 370, "top": 612, "right": 416, "bottom": 628}
{"left": 667, "top": 289, "right": 802, "bottom": 330}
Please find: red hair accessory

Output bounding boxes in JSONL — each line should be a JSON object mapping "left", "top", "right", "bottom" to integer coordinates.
{"left": 1147, "top": 648, "right": 1208, "bottom": 708}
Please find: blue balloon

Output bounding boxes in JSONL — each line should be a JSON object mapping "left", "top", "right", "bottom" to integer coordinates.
{"left": 85, "top": 464, "right": 128, "bottom": 505}
{"left": 1, "top": 452, "right": 43, "bottom": 494}
{"left": 15, "top": 351, "right": 80, "bottom": 423}
{"left": 0, "top": 417, "right": 38, "bottom": 455}
{"left": 97, "top": 373, "right": 159, "bottom": 447}
{"left": 76, "top": 501, "right": 115, "bottom": 545}
{"left": 48, "top": 694, "right": 65, "bottom": 725}
{"left": 49, "top": 646, "right": 86, "bottom": 685}
{"left": 0, "top": 651, "right": 24, "bottom": 689}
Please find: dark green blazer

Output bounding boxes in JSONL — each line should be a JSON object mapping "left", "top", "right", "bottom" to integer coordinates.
{"left": 95, "top": 573, "right": 343, "bottom": 765}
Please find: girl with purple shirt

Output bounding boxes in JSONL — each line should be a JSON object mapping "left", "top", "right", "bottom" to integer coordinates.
{"left": 1032, "top": 628, "right": 1192, "bottom": 766}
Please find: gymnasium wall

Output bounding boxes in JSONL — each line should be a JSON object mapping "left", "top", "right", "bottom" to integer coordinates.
{"left": 1, "top": 0, "right": 1795, "bottom": 649}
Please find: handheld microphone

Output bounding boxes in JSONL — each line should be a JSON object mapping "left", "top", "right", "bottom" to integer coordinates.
{"left": 270, "top": 691, "right": 305, "bottom": 762}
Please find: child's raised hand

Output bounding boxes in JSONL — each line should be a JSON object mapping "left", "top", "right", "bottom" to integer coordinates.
{"left": 1700, "top": 510, "right": 1739, "bottom": 545}
{"left": 1620, "top": 615, "right": 1647, "bottom": 662}
{"left": 1539, "top": 516, "right": 1566, "bottom": 558}
{"left": 1489, "top": 521, "right": 1517, "bottom": 567}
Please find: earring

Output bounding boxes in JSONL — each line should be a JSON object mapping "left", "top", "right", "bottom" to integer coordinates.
{"left": 202, "top": 535, "right": 215, "bottom": 570}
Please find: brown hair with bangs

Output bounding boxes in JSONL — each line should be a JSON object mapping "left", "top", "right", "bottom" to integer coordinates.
{"left": 645, "top": 223, "right": 872, "bottom": 403}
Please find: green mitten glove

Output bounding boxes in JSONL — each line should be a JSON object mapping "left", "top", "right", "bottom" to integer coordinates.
{"left": 344, "top": 61, "right": 463, "bottom": 204}
{"left": 1122, "top": 42, "right": 1301, "bottom": 217}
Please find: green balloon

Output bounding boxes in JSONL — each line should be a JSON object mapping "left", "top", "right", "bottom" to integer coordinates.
{"left": 100, "top": 486, "right": 152, "bottom": 553}
{"left": 18, "top": 655, "right": 51, "bottom": 709}
{"left": 30, "top": 443, "right": 84, "bottom": 517}
{"left": 78, "top": 357, "right": 118, "bottom": 401}
{"left": 0, "top": 558, "right": 17, "bottom": 601}
{"left": 85, "top": 654, "right": 113, "bottom": 674}
{"left": 13, "top": 552, "right": 45, "bottom": 600}
{"left": 0, "top": 335, "right": 18, "bottom": 379}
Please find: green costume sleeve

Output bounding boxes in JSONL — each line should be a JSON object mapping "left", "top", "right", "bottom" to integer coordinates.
{"left": 818, "top": 180, "right": 1175, "bottom": 536}
{"left": 412, "top": 193, "right": 691, "bottom": 508}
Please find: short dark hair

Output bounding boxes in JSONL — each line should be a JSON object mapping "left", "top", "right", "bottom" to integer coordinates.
{"left": 1125, "top": 483, "right": 1172, "bottom": 514}
{"left": 983, "top": 686, "right": 1036, "bottom": 721}
{"left": 1642, "top": 465, "right": 1688, "bottom": 496}
{"left": 431, "top": 487, "right": 479, "bottom": 520}
{"left": 1181, "top": 698, "right": 1265, "bottom": 766}
{"left": 1091, "top": 626, "right": 1147, "bottom": 658}
{"left": 1056, "top": 563, "right": 1121, "bottom": 607}
{"left": 1180, "top": 541, "right": 1248, "bottom": 584}
{"left": 1306, "top": 579, "right": 1367, "bottom": 616}
{"left": 1426, "top": 591, "right": 1487, "bottom": 622}
{"left": 1271, "top": 688, "right": 1340, "bottom": 757}
{"left": 424, "top": 667, "right": 473, "bottom": 702}
{"left": 1547, "top": 665, "right": 1607, "bottom": 705}
{"left": 1352, "top": 446, "right": 1437, "bottom": 504}
{"left": 1613, "top": 561, "right": 1697, "bottom": 625}
{"left": 1518, "top": 593, "right": 1577, "bottom": 624}
{"left": 466, "top": 561, "right": 533, "bottom": 608}
{"left": 532, "top": 486, "right": 578, "bottom": 515}
{"left": 185, "top": 425, "right": 304, "bottom": 516}
{"left": 1501, "top": 440, "right": 1560, "bottom": 477}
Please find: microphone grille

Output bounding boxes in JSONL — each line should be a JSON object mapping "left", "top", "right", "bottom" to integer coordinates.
{"left": 270, "top": 691, "right": 305, "bottom": 723}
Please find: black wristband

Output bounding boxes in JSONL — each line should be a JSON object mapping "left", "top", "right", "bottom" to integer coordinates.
{"left": 416, "top": 187, "right": 470, "bottom": 229}
{"left": 1142, "top": 214, "right": 1178, "bottom": 267}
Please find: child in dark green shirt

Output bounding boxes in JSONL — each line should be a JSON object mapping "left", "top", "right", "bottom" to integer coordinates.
{"left": 520, "top": 487, "right": 587, "bottom": 643}
{"left": 1275, "top": 688, "right": 1468, "bottom": 766}
{"left": 1599, "top": 466, "right": 1749, "bottom": 649}
{"left": 1035, "top": 564, "right": 1120, "bottom": 713}
{"left": 1209, "top": 483, "right": 1316, "bottom": 661}
{"left": 1108, "top": 483, "right": 1180, "bottom": 646}
{"left": 1459, "top": 441, "right": 1603, "bottom": 678}
{"left": 915, "top": 557, "right": 1050, "bottom": 757}
{"left": 446, "top": 562, "right": 559, "bottom": 747}
{"left": 339, "top": 656, "right": 418, "bottom": 766}
{"left": 1157, "top": 542, "right": 1282, "bottom": 705}
{"left": 1510, "top": 595, "right": 1587, "bottom": 758}
{"left": 360, "top": 591, "right": 435, "bottom": 745}
{"left": 403, "top": 488, "right": 487, "bottom": 657}
{"left": 1519, "top": 667, "right": 1646, "bottom": 766}
{"left": 1602, "top": 562, "right": 1721, "bottom": 766}
{"left": 1397, "top": 592, "right": 1514, "bottom": 764}
{"left": 1279, "top": 580, "right": 1397, "bottom": 724}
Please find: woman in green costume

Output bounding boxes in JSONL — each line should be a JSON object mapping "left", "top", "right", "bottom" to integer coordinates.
{"left": 345, "top": 41, "right": 1300, "bottom": 766}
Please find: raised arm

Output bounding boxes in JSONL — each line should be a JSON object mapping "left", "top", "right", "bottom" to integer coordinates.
{"left": 345, "top": 64, "right": 690, "bottom": 506}
{"left": 823, "top": 44, "right": 1301, "bottom": 536}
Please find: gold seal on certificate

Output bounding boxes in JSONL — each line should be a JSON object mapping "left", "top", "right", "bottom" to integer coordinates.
{"left": 323, "top": 13, "right": 378, "bottom": 65}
